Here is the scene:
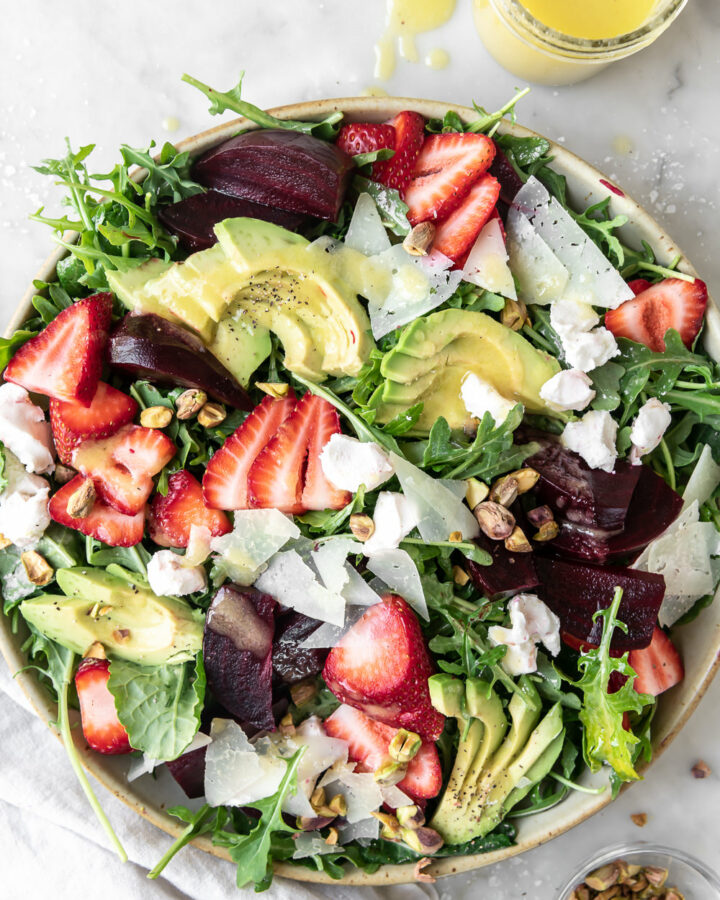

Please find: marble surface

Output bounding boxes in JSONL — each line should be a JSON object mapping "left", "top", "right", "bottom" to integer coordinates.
{"left": 1, "top": 0, "right": 720, "bottom": 897}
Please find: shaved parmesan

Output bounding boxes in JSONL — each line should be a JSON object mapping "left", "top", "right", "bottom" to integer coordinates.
{"left": 322, "top": 771, "right": 383, "bottom": 823}
{"left": 342, "top": 564, "right": 382, "bottom": 606}
{"left": 204, "top": 719, "right": 285, "bottom": 808}
{"left": 283, "top": 717, "right": 348, "bottom": 817}
{"left": 380, "top": 784, "right": 413, "bottom": 809}
{"left": 182, "top": 525, "right": 212, "bottom": 568}
{"left": 292, "top": 833, "right": 339, "bottom": 859}
{"left": 363, "top": 491, "right": 420, "bottom": 555}
{"left": 390, "top": 452, "right": 479, "bottom": 542}
{"left": 210, "top": 509, "right": 299, "bottom": 584}
{"left": 506, "top": 204, "right": 569, "bottom": 305}
{"left": 462, "top": 217, "right": 517, "bottom": 299}
{"left": 310, "top": 537, "right": 362, "bottom": 594}
{"left": 339, "top": 817, "right": 380, "bottom": 842}
{"left": 344, "top": 192, "right": 392, "bottom": 257}
{"left": 126, "top": 732, "right": 214, "bottom": 783}
{"left": 298, "top": 606, "right": 368, "bottom": 649}
{"left": 365, "top": 548, "right": 428, "bottom": 620}
{"left": 255, "top": 550, "right": 346, "bottom": 626}
{"left": 511, "top": 178, "right": 634, "bottom": 309}
{"left": 682, "top": 444, "right": 720, "bottom": 511}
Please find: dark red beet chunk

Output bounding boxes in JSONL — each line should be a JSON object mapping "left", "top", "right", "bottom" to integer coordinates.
{"left": 192, "top": 130, "right": 353, "bottom": 221}
{"left": 272, "top": 611, "right": 328, "bottom": 685}
{"left": 108, "top": 313, "right": 252, "bottom": 410}
{"left": 489, "top": 144, "right": 524, "bottom": 205}
{"left": 203, "top": 585, "right": 277, "bottom": 731}
{"left": 166, "top": 744, "right": 208, "bottom": 799}
{"left": 465, "top": 531, "right": 540, "bottom": 596}
{"left": 158, "top": 189, "right": 308, "bottom": 252}
{"left": 525, "top": 434, "right": 641, "bottom": 531}
{"left": 535, "top": 557, "right": 665, "bottom": 652}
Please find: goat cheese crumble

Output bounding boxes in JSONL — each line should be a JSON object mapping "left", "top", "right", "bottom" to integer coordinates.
{"left": 0, "top": 383, "right": 54, "bottom": 474}
{"left": 0, "top": 450, "right": 50, "bottom": 548}
{"left": 147, "top": 550, "right": 207, "bottom": 596}
{"left": 319, "top": 434, "right": 394, "bottom": 493}
{"left": 460, "top": 372, "right": 517, "bottom": 426}
{"left": 539, "top": 368, "right": 596, "bottom": 411}
{"left": 562, "top": 409, "right": 618, "bottom": 472}
{"left": 629, "top": 398, "right": 672, "bottom": 464}
{"left": 488, "top": 594, "right": 561, "bottom": 676}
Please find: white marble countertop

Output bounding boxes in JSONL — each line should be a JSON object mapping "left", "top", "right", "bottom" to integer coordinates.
{"left": 1, "top": 1, "right": 720, "bottom": 897}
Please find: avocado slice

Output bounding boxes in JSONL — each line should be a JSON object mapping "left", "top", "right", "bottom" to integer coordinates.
{"left": 209, "top": 314, "right": 272, "bottom": 387}
{"left": 374, "top": 308, "right": 561, "bottom": 432}
{"left": 502, "top": 728, "right": 565, "bottom": 815}
{"left": 20, "top": 568, "right": 204, "bottom": 666}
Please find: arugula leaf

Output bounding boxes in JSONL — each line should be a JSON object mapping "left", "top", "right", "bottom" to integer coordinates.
{"left": 182, "top": 72, "right": 343, "bottom": 140}
{"left": 571, "top": 198, "right": 628, "bottom": 268}
{"left": 574, "top": 587, "right": 655, "bottom": 782}
{"left": 297, "top": 486, "right": 366, "bottom": 536}
{"left": 107, "top": 655, "right": 205, "bottom": 761}
{"left": 85, "top": 535, "right": 151, "bottom": 577}
{"left": 148, "top": 804, "right": 227, "bottom": 880}
{"left": 352, "top": 176, "right": 411, "bottom": 236}
{"left": 466, "top": 87, "right": 530, "bottom": 136}
{"left": 0, "top": 442, "right": 7, "bottom": 493}
{"left": 352, "top": 148, "right": 394, "bottom": 167}
{"left": 0, "top": 330, "right": 36, "bottom": 370}
{"left": 117, "top": 142, "right": 203, "bottom": 204}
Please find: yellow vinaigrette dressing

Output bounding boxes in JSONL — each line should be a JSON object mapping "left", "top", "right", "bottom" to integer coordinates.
{"left": 520, "top": 0, "right": 659, "bottom": 39}
{"left": 375, "top": 0, "right": 456, "bottom": 79}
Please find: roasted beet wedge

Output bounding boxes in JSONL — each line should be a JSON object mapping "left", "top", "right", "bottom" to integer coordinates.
{"left": 272, "top": 611, "right": 328, "bottom": 685}
{"left": 525, "top": 433, "right": 641, "bottom": 531}
{"left": 203, "top": 585, "right": 276, "bottom": 730}
{"left": 465, "top": 531, "right": 539, "bottom": 596}
{"left": 108, "top": 313, "right": 251, "bottom": 410}
{"left": 535, "top": 557, "right": 665, "bottom": 652}
{"left": 192, "top": 130, "right": 353, "bottom": 221}
{"left": 489, "top": 144, "right": 524, "bottom": 205}
{"left": 159, "top": 189, "right": 307, "bottom": 252}
{"left": 166, "top": 744, "right": 208, "bottom": 799}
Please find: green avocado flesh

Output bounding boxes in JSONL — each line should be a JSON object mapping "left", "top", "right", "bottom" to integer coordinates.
{"left": 108, "top": 218, "right": 373, "bottom": 385}
{"left": 428, "top": 674, "right": 564, "bottom": 844}
{"left": 20, "top": 568, "right": 204, "bottom": 666}
{"left": 373, "top": 308, "right": 561, "bottom": 432}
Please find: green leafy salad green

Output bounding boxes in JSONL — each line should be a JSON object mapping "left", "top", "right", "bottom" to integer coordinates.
{"left": 2, "top": 72, "right": 720, "bottom": 891}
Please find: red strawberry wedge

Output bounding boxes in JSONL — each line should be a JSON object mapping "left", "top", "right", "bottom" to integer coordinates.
{"left": 404, "top": 133, "right": 496, "bottom": 225}
{"left": 75, "top": 656, "right": 132, "bottom": 755}
{"left": 149, "top": 470, "right": 231, "bottom": 548}
{"left": 336, "top": 122, "right": 396, "bottom": 157}
{"left": 202, "top": 391, "right": 296, "bottom": 510}
{"left": 432, "top": 173, "right": 501, "bottom": 264}
{"left": 324, "top": 705, "right": 442, "bottom": 801}
{"left": 323, "top": 594, "right": 445, "bottom": 742}
{"left": 301, "top": 395, "right": 350, "bottom": 511}
{"left": 50, "top": 382, "right": 138, "bottom": 465}
{"left": 628, "top": 626, "right": 684, "bottom": 696}
{"left": 49, "top": 475, "right": 144, "bottom": 547}
{"left": 373, "top": 111, "right": 426, "bottom": 193}
{"left": 605, "top": 277, "right": 708, "bottom": 352}
{"left": 4, "top": 293, "right": 113, "bottom": 405}
{"left": 627, "top": 278, "right": 653, "bottom": 296}
{"left": 247, "top": 391, "right": 317, "bottom": 514}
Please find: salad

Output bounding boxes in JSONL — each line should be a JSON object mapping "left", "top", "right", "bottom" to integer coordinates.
{"left": 1, "top": 73, "right": 719, "bottom": 890}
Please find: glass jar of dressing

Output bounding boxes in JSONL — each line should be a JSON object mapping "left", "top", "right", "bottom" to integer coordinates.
{"left": 473, "top": 0, "right": 689, "bottom": 85}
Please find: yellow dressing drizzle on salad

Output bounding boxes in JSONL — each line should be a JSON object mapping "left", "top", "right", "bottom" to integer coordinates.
{"left": 374, "top": 0, "right": 456, "bottom": 79}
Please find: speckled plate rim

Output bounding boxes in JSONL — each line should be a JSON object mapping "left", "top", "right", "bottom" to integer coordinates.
{"left": 2, "top": 97, "right": 719, "bottom": 887}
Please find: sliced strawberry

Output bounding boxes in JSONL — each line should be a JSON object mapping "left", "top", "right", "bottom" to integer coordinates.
{"left": 301, "top": 396, "right": 351, "bottom": 511}
{"left": 324, "top": 704, "right": 442, "bottom": 801}
{"left": 605, "top": 277, "right": 708, "bottom": 352}
{"left": 373, "top": 111, "right": 426, "bottom": 193}
{"left": 75, "top": 656, "right": 132, "bottom": 755}
{"left": 247, "top": 391, "right": 317, "bottom": 514}
{"left": 149, "top": 469, "right": 231, "bottom": 548}
{"left": 323, "top": 594, "right": 444, "bottom": 741}
{"left": 50, "top": 382, "right": 138, "bottom": 465}
{"left": 49, "top": 475, "right": 144, "bottom": 547}
{"left": 403, "top": 133, "right": 496, "bottom": 225}
{"left": 627, "top": 278, "right": 652, "bottom": 296}
{"left": 432, "top": 173, "right": 501, "bottom": 263}
{"left": 72, "top": 424, "right": 176, "bottom": 515}
{"left": 628, "top": 626, "right": 684, "bottom": 696}
{"left": 202, "top": 391, "right": 296, "bottom": 510}
{"left": 4, "top": 293, "right": 112, "bottom": 405}
{"left": 336, "top": 122, "right": 396, "bottom": 157}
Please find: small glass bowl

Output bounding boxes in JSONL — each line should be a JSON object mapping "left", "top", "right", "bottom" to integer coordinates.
{"left": 557, "top": 842, "right": 720, "bottom": 899}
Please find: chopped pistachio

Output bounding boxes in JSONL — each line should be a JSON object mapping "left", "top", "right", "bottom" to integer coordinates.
{"left": 401, "top": 826, "right": 443, "bottom": 855}
{"left": 630, "top": 812, "right": 648, "bottom": 827}
{"left": 21, "top": 550, "right": 54, "bottom": 586}
{"left": 255, "top": 382, "right": 290, "bottom": 399}
{"left": 112, "top": 628, "right": 131, "bottom": 643}
{"left": 489, "top": 474, "right": 519, "bottom": 508}
{"left": 452, "top": 565, "right": 470, "bottom": 587}
{"left": 585, "top": 864, "right": 620, "bottom": 891}
{"left": 448, "top": 530, "right": 463, "bottom": 543}
{"left": 501, "top": 297, "right": 529, "bottom": 331}
{"left": 349, "top": 513, "right": 375, "bottom": 542}
{"left": 290, "top": 678, "right": 317, "bottom": 707}
{"left": 324, "top": 826, "right": 339, "bottom": 846}
{"left": 371, "top": 810, "right": 400, "bottom": 838}
{"left": 465, "top": 477, "right": 489, "bottom": 509}
{"left": 66, "top": 477, "right": 96, "bottom": 518}
{"left": 278, "top": 713, "right": 295, "bottom": 736}
{"left": 373, "top": 756, "right": 408, "bottom": 785}
{"left": 534, "top": 520, "right": 559, "bottom": 542}
{"left": 84, "top": 641, "right": 106, "bottom": 660}
{"left": 403, "top": 221, "right": 435, "bottom": 256}
{"left": 644, "top": 867, "right": 668, "bottom": 888}
{"left": 691, "top": 759, "right": 711, "bottom": 778}
{"left": 527, "top": 504, "right": 554, "bottom": 526}
{"left": 327, "top": 794, "right": 347, "bottom": 817}
{"left": 197, "top": 401, "right": 227, "bottom": 428}
{"left": 413, "top": 857, "right": 436, "bottom": 884}
{"left": 504, "top": 526, "right": 532, "bottom": 553}
{"left": 388, "top": 729, "right": 422, "bottom": 764}
{"left": 0, "top": 533, "right": 12, "bottom": 550}
{"left": 396, "top": 804, "right": 425, "bottom": 829}
{"left": 53, "top": 464, "right": 76, "bottom": 484}
{"left": 140, "top": 405, "right": 173, "bottom": 428}
{"left": 310, "top": 785, "right": 326, "bottom": 812}
{"left": 509, "top": 467, "right": 540, "bottom": 494}
{"left": 297, "top": 814, "right": 334, "bottom": 831}
{"left": 175, "top": 389, "right": 207, "bottom": 419}
{"left": 473, "top": 501, "right": 515, "bottom": 540}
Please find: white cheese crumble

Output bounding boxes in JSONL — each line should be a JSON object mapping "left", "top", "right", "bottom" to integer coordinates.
{"left": 562, "top": 327, "right": 620, "bottom": 373}
{"left": 362, "top": 491, "right": 419, "bottom": 555}
{"left": 550, "top": 297, "right": 599, "bottom": 338}
{"left": 488, "top": 594, "right": 561, "bottom": 676}
{"left": 539, "top": 369, "right": 596, "bottom": 412}
{"left": 562, "top": 409, "right": 618, "bottom": 473}
{"left": 319, "top": 433, "right": 394, "bottom": 494}
{"left": 0, "top": 383, "right": 54, "bottom": 474}
{"left": 147, "top": 550, "right": 207, "bottom": 596}
{"left": 629, "top": 398, "right": 672, "bottom": 464}
{"left": 0, "top": 450, "right": 50, "bottom": 548}
{"left": 460, "top": 372, "right": 517, "bottom": 426}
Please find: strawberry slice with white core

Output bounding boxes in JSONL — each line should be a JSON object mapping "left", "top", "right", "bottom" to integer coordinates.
{"left": 149, "top": 469, "right": 231, "bottom": 548}
{"left": 202, "top": 391, "right": 296, "bottom": 510}
{"left": 247, "top": 391, "right": 317, "bottom": 514}
{"left": 75, "top": 656, "right": 132, "bottom": 755}
{"left": 433, "top": 172, "right": 501, "bottom": 265}
{"left": 628, "top": 626, "right": 684, "bottom": 696}
{"left": 301, "top": 395, "right": 351, "bottom": 511}
{"left": 50, "top": 382, "right": 138, "bottom": 465}
{"left": 4, "top": 293, "right": 112, "bottom": 405}
{"left": 324, "top": 704, "right": 442, "bottom": 800}
{"left": 403, "top": 133, "right": 496, "bottom": 226}
{"left": 372, "top": 111, "right": 426, "bottom": 193}
{"left": 336, "top": 122, "right": 396, "bottom": 158}
{"left": 49, "top": 475, "right": 144, "bottom": 547}
{"left": 323, "top": 594, "right": 445, "bottom": 742}
{"left": 604, "top": 277, "right": 708, "bottom": 352}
